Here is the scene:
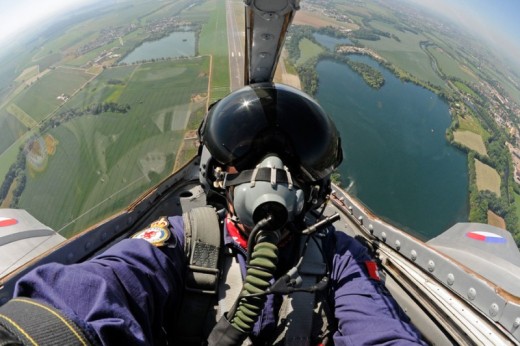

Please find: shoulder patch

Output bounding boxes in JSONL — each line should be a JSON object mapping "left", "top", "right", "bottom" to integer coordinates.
{"left": 132, "top": 217, "right": 171, "bottom": 247}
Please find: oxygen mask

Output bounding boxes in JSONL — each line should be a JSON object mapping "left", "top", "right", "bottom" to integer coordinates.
{"left": 227, "top": 155, "right": 304, "bottom": 230}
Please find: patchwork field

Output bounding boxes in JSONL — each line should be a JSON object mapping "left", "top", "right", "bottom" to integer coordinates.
{"left": 457, "top": 113, "right": 490, "bottom": 140}
{"left": 198, "top": 0, "right": 230, "bottom": 102}
{"left": 428, "top": 46, "right": 478, "bottom": 84}
{"left": 298, "top": 38, "right": 325, "bottom": 65}
{"left": 13, "top": 67, "right": 93, "bottom": 122}
{"left": 475, "top": 159, "right": 501, "bottom": 197}
{"left": 357, "top": 20, "right": 445, "bottom": 87}
{"left": 0, "top": 0, "right": 229, "bottom": 238}
{"left": 18, "top": 58, "right": 210, "bottom": 235}
{"left": 0, "top": 110, "right": 26, "bottom": 154}
{"left": 15, "top": 66, "right": 39, "bottom": 83}
{"left": 454, "top": 130, "right": 487, "bottom": 156}
{"left": 487, "top": 210, "right": 506, "bottom": 229}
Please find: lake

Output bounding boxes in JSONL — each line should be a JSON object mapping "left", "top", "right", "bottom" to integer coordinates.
{"left": 315, "top": 54, "right": 468, "bottom": 239}
{"left": 121, "top": 31, "right": 196, "bottom": 64}
{"left": 313, "top": 33, "right": 352, "bottom": 51}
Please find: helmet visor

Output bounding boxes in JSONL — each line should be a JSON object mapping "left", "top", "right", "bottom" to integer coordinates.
{"left": 201, "top": 84, "right": 342, "bottom": 180}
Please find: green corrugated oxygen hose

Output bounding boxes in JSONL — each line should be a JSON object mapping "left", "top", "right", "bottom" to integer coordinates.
{"left": 230, "top": 230, "right": 280, "bottom": 333}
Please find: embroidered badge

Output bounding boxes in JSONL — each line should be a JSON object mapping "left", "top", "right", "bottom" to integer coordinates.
{"left": 364, "top": 260, "right": 381, "bottom": 281}
{"left": 131, "top": 217, "right": 171, "bottom": 247}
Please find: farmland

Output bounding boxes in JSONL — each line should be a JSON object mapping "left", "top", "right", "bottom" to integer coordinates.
{"left": 13, "top": 67, "right": 94, "bottom": 122}
{"left": 475, "top": 159, "right": 501, "bottom": 197}
{"left": 198, "top": 0, "right": 230, "bottom": 102}
{"left": 19, "top": 58, "right": 209, "bottom": 235}
{"left": 297, "top": 38, "right": 324, "bottom": 65}
{"left": 0, "top": 0, "right": 227, "bottom": 235}
{"left": 453, "top": 130, "right": 487, "bottom": 156}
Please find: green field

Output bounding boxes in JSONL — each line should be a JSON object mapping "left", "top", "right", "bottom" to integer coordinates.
{"left": 197, "top": 0, "right": 229, "bottom": 102}
{"left": 453, "top": 81, "right": 481, "bottom": 101}
{"left": 457, "top": 113, "right": 490, "bottom": 140}
{"left": 514, "top": 192, "right": 520, "bottom": 223}
{"left": 66, "top": 65, "right": 138, "bottom": 109}
{"left": 13, "top": 67, "right": 93, "bottom": 122}
{"left": 453, "top": 130, "right": 487, "bottom": 156}
{"left": 15, "top": 66, "right": 39, "bottom": 83}
{"left": 0, "top": 109, "right": 26, "bottom": 154}
{"left": 358, "top": 20, "right": 445, "bottom": 87}
{"left": 0, "top": 0, "right": 227, "bottom": 237}
{"left": 18, "top": 58, "right": 209, "bottom": 235}
{"left": 475, "top": 159, "right": 501, "bottom": 197}
{"left": 428, "top": 46, "right": 478, "bottom": 84}
{"left": 297, "top": 38, "right": 324, "bottom": 65}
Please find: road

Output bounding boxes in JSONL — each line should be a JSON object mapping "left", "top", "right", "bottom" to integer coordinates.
{"left": 226, "top": 0, "right": 244, "bottom": 91}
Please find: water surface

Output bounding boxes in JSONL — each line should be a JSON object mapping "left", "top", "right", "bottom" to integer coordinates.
{"left": 121, "top": 31, "right": 195, "bottom": 64}
{"left": 315, "top": 55, "right": 468, "bottom": 239}
{"left": 313, "top": 33, "right": 352, "bottom": 51}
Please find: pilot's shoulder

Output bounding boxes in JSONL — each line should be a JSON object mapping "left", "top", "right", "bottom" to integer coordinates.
{"left": 332, "top": 230, "right": 369, "bottom": 260}
{"left": 131, "top": 216, "right": 185, "bottom": 249}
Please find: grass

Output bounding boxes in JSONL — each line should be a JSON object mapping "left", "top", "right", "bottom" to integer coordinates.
{"left": 15, "top": 66, "right": 39, "bottom": 83}
{"left": 487, "top": 209, "right": 506, "bottom": 229}
{"left": 428, "top": 46, "right": 478, "bottom": 84}
{"left": 0, "top": 109, "right": 27, "bottom": 154}
{"left": 457, "top": 113, "right": 491, "bottom": 140}
{"left": 357, "top": 21, "right": 445, "bottom": 87}
{"left": 6, "top": 103, "right": 38, "bottom": 128}
{"left": 453, "top": 81, "right": 481, "bottom": 101}
{"left": 474, "top": 159, "right": 501, "bottom": 197}
{"left": 198, "top": 0, "right": 230, "bottom": 102}
{"left": 453, "top": 130, "right": 487, "bottom": 156}
{"left": 297, "top": 38, "right": 325, "bottom": 65}
{"left": 514, "top": 192, "right": 520, "bottom": 224}
{"left": 17, "top": 58, "right": 209, "bottom": 235}
{"left": 0, "top": 0, "right": 216, "bottom": 237}
{"left": 0, "top": 133, "right": 32, "bottom": 181}
{"left": 13, "top": 67, "right": 93, "bottom": 122}
{"left": 66, "top": 65, "right": 138, "bottom": 108}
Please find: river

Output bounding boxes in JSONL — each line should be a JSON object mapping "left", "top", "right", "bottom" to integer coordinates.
{"left": 315, "top": 52, "right": 468, "bottom": 239}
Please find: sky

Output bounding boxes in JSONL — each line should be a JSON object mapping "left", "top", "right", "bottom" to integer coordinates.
{"left": 408, "top": 0, "right": 520, "bottom": 66}
{"left": 0, "top": 0, "right": 519, "bottom": 67}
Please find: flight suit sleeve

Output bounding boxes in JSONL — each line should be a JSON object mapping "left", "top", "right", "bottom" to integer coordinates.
{"left": 12, "top": 216, "right": 187, "bottom": 346}
{"left": 330, "top": 231, "right": 426, "bottom": 346}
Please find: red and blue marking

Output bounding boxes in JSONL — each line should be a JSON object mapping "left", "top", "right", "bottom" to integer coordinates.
{"left": 0, "top": 217, "right": 18, "bottom": 227}
{"left": 466, "top": 231, "right": 507, "bottom": 244}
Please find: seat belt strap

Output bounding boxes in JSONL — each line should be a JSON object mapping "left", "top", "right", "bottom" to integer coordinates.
{"left": 275, "top": 236, "right": 327, "bottom": 345}
{"left": 0, "top": 297, "right": 92, "bottom": 346}
{"left": 177, "top": 207, "right": 222, "bottom": 344}
{"left": 217, "top": 254, "right": 243, "bottom": 319}
{"left": 212, "top": 252, "right": 256, "bottom": 346}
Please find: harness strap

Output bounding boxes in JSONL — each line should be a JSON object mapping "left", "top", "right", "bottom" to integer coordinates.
{"left": 0, "top": 297, "right": 92, "bottom": 346}
{"left": 177, "top": 207, "right": 222, "bottom": 344}
{"left": 217, "top": 254, "right": 243, "bottom": 318}
{"left": 224, "top": 168, "right": 296, "bottom": 187}
{"left": 214, "top": 254, "right": 254, "bottom": 346}
{"left": 274, "top": 236, "right": 327, "bottom": 345}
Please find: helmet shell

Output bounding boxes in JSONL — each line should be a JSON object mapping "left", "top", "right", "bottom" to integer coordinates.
{"left": 200, "top": 83, "right": 342, "bottom": 182}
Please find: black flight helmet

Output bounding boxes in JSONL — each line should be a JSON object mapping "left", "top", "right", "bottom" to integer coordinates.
{"left": 199, "top": 83, "right": 343, "bottom": 208}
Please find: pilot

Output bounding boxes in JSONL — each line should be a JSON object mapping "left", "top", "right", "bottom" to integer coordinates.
{"left": 0, "top": 84, "right": 425, "bottom": 345}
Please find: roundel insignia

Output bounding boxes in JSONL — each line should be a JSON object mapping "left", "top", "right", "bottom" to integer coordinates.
{"left": 132, "top": 217, "right": 171, "bottom": 246}
{"left": 0, "top": 217, "right": 18, "bottom": 227}
{"left": 466, "top": 231, "right": 506, "bottom": 244}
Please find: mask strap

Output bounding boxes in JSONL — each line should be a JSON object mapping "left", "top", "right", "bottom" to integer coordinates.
{"left": 224, "top": 167, "right": 297, "bottom": 188}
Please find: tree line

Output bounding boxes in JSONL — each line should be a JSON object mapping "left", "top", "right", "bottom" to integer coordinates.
{"left": 1, "top": 102, "right": 132, "bottom": 207}
{"left": 40, "top": 102, "right": 131, "bottom": 133}
{"left": 0, "top": 148, "right": 27, "bottom": 207}
{"left": 448, "top": 104, "right": 520, "bottom": 245}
